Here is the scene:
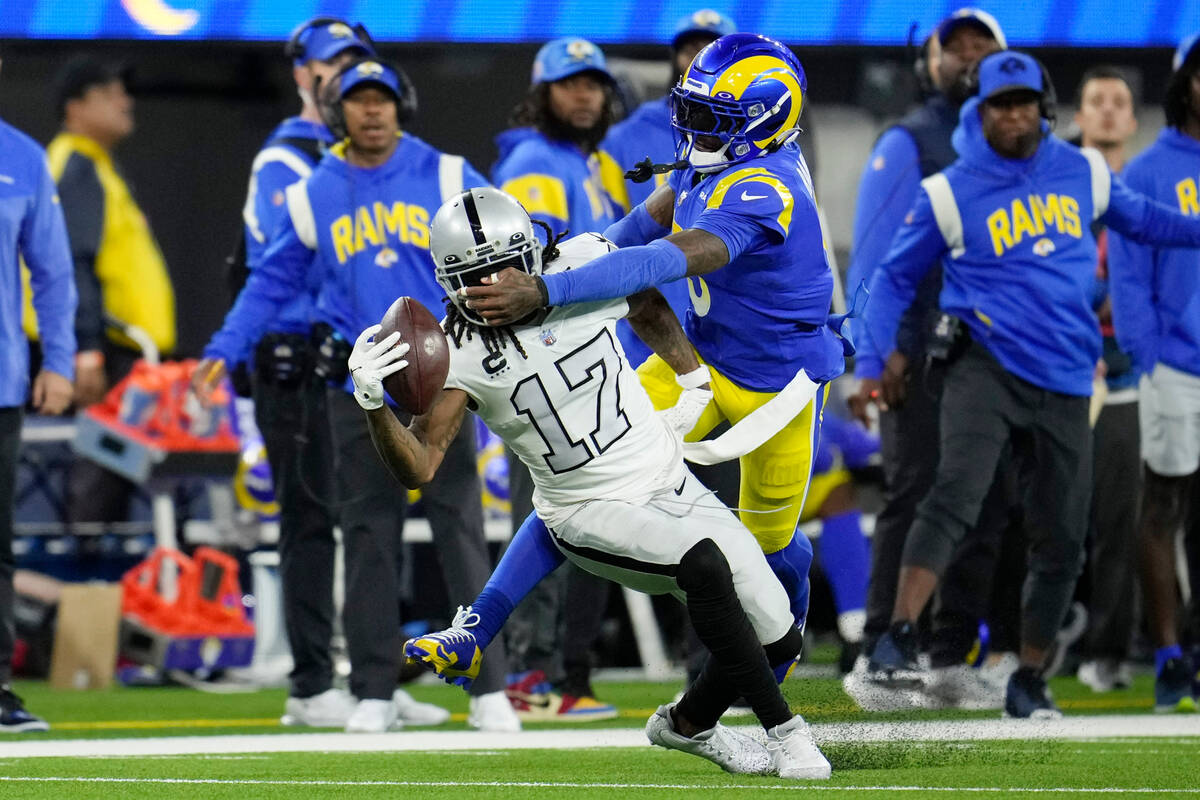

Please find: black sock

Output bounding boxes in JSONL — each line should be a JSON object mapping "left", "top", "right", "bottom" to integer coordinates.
{"left": 673, "top": 540, "right": 793, "bottom": 731}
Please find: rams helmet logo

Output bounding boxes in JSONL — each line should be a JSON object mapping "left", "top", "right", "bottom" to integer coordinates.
{"left": 356, "top": 61, "right": 385, "bottom": 77}
{"left": 692, "top": 9, "right": 723, "bottom": 27}
{"left": 375, "top": 247, "right": 399, "bottom": 268}
{"left": 327, "top": 22, "right": 354, "bottom": 39}
{"left": 566, "top": 39, "right": 596, "bottom": 61}
{"left": 1033, "top": 237, "right": 1056, "bottom": 256}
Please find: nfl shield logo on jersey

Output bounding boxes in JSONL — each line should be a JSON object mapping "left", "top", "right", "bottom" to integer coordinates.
{"left": 540, "top": 329, "right": 557, "bottom": 346}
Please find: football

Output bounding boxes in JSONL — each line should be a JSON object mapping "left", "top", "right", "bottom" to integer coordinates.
{"left": 377, "top": 296, "right": 450, "bottom": 416}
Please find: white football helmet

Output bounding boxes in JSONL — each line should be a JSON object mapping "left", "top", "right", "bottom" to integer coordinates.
{"left": 431, "top": 187, "right": 542, "bottom": 326}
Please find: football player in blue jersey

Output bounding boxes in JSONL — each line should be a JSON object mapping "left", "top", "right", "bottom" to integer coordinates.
{"left": 193, "top": 58, "right": 519, "bottom": 733}
{"left": 460, "top": 34, "right": 846, "bottom": 643}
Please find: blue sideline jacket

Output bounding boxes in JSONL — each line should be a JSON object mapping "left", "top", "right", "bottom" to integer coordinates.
{"left": 863, "top": 97, "right": 1200, "bottom": 396}
{"left": 206, "top": 134, "right": 486, "bottom": 393}
{"left": 1, "top": 119, "right": 76, "bottom": 405}
{"left": 1108, "top": 127, "right": 1200, "bottom": 378}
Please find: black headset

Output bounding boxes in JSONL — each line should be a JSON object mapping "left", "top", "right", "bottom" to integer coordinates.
{"left": 966, "top": 54, "right": 1058, "bottom": 127}
{"left": 317, "top": 56, "right": 419, "bottom": 139}
{"left": 284, "top": 16, "right": 375, "bottom": 63}
{"left": 913, "top": 32, "right": 936, "bottom": 98}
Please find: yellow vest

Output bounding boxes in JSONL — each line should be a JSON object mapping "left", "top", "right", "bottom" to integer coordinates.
{"left": 23, "top": 133, "right": 176, "bottom": 353}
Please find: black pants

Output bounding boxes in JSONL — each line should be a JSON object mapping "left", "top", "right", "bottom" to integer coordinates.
{"left": 253, "top": 374, "right": 338, "bottom": 699}
{"left": 1084, "top": 399, "right": 1140, "bottom": 661}
{"left": 0, "top": 407, "right": 21, "bottom": 684}
{"left": 327, "top": 388, "right": 507, "bottom": 699}
{"left": 903, "top": 343, "right": 1091, "bottom": 651}
{"left": 66, "top": 344, "right": 141, "bottom": 525}
{"left": 865, "top": 356, "right": 1017, "bottom": 663}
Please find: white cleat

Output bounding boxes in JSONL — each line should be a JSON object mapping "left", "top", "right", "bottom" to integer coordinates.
{"left": 393, "top": 688, "right": 451, "bottom": 726}
{"left": 468, "top": 690, "right": 522, "bottom": 732}
{"left": 842, "top": 668, "right": 928, "bottom": 711}
{"left": 280, "top": 688, "right": 357, "bottom": 727}
{"left": 645, "top": 703, "right": 772, "bottom": 775}
{"left": 345, "top": 698, "right": 400, "bottom": 733}
{"left": 766, "top": 715, "right": 832, "bottom": 780}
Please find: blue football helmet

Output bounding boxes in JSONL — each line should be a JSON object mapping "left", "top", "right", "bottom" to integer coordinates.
{"left": 671, "top": 33, "right": 806, "bottom": 173}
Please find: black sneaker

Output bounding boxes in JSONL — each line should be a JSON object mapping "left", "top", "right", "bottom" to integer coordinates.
{"left": 866, "top": 621, "right": 925, "bottom": 688}
{"left": 1154, "top": 657, "right": 1198, "bottom": 714}
{"left": 0, "top": 685, "right": 50, "bottom": 733}
{"left": 1004, "top": 667, "right": 1062, "bottom": 719}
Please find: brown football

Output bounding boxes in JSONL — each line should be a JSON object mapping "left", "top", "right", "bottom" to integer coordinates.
{"left": 377, "top": 296, "right": 449, "bottom": 416}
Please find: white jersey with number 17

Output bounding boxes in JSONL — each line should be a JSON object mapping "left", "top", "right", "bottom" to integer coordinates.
{"left": 443, "top": 233, "right": 686, "bottom": 528}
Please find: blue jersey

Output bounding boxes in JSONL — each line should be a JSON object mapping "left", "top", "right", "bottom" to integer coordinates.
{"left": 206, "top": 133, "right": 486, "bottom": 393}
{"left": 492, "top": 127, "right": 627, "bottom": 242}
{"left": 668, "top": 143, "right": 845, "bottom": 392}
{"left": 601, "top": 97, "right": 692, "bottom": 366}
{"left": 602, "top": 97, "right": 674, "bottom": 210}
{"left": 1, "top": 119, "right": 76, "bottom": 404}
{"left": 864, "top": 97, "right": 1200, "bottom": 396}
{"left": 241, "top": 117, "right": 334, "bottom": 336}
{"left": 1108, "top": 127, "right": 1200, "bottom": 378}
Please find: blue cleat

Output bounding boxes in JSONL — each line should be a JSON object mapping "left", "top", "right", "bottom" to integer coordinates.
{"left": 403, "top": 606, "right": 483, "bottom": 691}
{"left": 866, "top": 621, "right": 925, "bottom": 689}
{"left": 1004, "top": 668, "right": 1062, "bottom": 719}
{"left": 1154, "top": 657, "right": 1198, "bottom": 714}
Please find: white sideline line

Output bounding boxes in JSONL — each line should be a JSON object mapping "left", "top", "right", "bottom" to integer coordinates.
{"left": 2, "top": 715, "right": 1198, "bottom": 760}
{"left": 1, "top": 777, "right": 1199, "bottom": 793}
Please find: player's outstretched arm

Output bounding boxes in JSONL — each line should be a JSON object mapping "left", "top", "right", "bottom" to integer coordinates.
{"left": 349, "top": 325, "right": 469, "bottom": 488}
{"left": 626, "top": 288, "right": 701, "bottom": 376}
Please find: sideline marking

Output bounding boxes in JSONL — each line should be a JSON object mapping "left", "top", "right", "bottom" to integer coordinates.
{"left": 3, "top": 715, "right": 1198, "bottom": 759}
{"left": 1, "top": 776, "right": 1199, "bottom": 793}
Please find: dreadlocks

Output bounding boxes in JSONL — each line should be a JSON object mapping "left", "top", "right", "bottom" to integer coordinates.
{"left": 1166, "top": 56, "right": 1200, "bottom": 130}
{"left": 509, "top": 82, "right": 618, "bottom": 154}
{"left": 441, "top": 220, "right": 570, "bottom": 358}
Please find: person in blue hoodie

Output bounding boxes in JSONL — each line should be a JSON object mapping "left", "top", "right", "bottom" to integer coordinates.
{"left": 194, "top": 58, "right": 519, "bottom": 734}
{"left": 0, "top": 75, "right": 76, "bottom": 733}
{"left": 491, "top": 37, "right": 630, "bottom": 723}
{"left": 229, "top": 16, "right": 374, "bottom": 732}
{"left": 1108, "top": 34, "right": 1200, "bottom": 714}
{"left": 861, "top": 50, "right": 1200, "bottom": 719}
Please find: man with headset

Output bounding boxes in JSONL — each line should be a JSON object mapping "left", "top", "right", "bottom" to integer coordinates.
{"left": 225, "top": 17, "right": 450, "bottom": 731}
{"left": 844, "top": 8, "right": 1018, "bottom": 711}
{"left": 861, "top": 50, "right": 1200, "bottom": 718}
{"left": 197, "top": 57, "right": 519, "bottom": 733}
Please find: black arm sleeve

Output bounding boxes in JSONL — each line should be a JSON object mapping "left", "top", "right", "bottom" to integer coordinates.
{"left": 56, "top": 153, "right": 105, "bottom": 353}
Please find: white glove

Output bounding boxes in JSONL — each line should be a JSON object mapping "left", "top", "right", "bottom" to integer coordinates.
{"left": 348, "top": 324, "right": 410, "bottom": 410}
{"left": 659, "top": 365, "right": 713, "bottom": 438}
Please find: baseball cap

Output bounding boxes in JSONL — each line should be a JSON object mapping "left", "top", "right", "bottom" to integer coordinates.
{"left": 531, "top": 38, "right": 614, "bottom": 85}
{"left": 54, "top": 56, "right": 130, "bottom": 119}
{"left": 977, "top": 51, "right": 1043, "bottom": 102}
{"left": 671, "top": 9, "right": 737, "bottom": 49}
{"left": 1174, "top": 32, "right": 1200, "bottom": 72}
{"left": 338, "top": 60, "right": 403, "bottom": 101}
{"left": 937, "top": 8, "right": 1007, "bottom": 50}
{"left": 294, "top": 21, "right": 373, "bottom": 66}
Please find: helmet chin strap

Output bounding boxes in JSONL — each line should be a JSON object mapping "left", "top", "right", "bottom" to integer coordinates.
{"left": 687, "top": 134, "right": 734, "bottom": 173}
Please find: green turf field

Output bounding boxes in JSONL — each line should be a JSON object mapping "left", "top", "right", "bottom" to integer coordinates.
{"left": 3, "top": 670, "right": 1197, "bottom": 799}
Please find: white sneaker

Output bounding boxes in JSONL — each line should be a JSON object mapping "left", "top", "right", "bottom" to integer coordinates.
{"left": 1078, "top": 660, "right": 1115, "bottom": 693}
{"left": 393, "top": 688, "right": 451, "bottom": 726}
{"left": 766, "top": 715, "right": 832, "bottom": 780}
{"left": 645, "top": 703, "right": 771, "bottom": 775}
{"left": 842, "top": 667, "right": 927, "bottom": 711}
{"left": 280, "top": 688, "right": 357, "bottom": 727}
{"left": 926, "top": 664, "right": 1005, "bottom": 710}
{"left": 468, "top": 690, "right": 521, "bottom": 732}
{"left": 345, "top": 698, "right": 400, "bottom": 733}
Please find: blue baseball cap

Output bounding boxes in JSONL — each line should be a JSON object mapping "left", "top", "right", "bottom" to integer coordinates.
{"left": 294, "top": 21, "right": 373, "bottom": 67}
{"left": 531, "top": 38, "right": 614, "bottom": 85}
{"left": 338, "top": 60, "right": 402, "bottom": 101}
{"left": 977, "top": 51, "right": 1043, "bottom": 102}
{"left": 671, "top": 9, "right": 737, "bottom": 49}
{"left": 937, "top": 8, "right": 1007, "bottom": 50}
{"left": 1174, "top": 32, "right": 1200, "bottom": 72}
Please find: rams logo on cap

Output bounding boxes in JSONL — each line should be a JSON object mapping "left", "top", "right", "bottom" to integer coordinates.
{"left": 692, "top": 10, "right": 723, "bottom": 27}
{"left": 999, "top": 56, "right": 1027, "bottom": 75}
{"left": 327, "top": 22, "right": 354, "bottom": 39}
{"left": 357, "top": 61, "right": 385, "bottom": 77}
{"left": 566, "top": 39, "right": 596, "bottom": 61}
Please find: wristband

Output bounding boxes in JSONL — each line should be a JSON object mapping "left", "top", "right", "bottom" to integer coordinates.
{"left": 535, "top": 275, "right": 550, "bottom": 307}
{"left": 677, "top": 364, "right": 711, "bottom": 390}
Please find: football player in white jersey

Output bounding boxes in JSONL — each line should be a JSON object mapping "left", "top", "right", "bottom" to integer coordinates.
{"left": 347, "top": 187, "right": 830, "bottom": 780}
